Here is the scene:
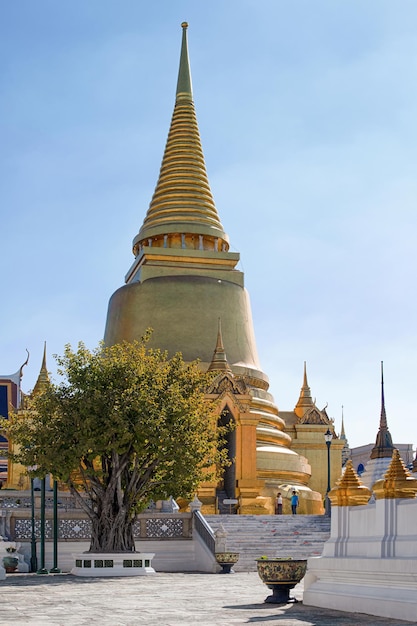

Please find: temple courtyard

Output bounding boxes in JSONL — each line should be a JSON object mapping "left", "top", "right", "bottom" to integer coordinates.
{"left": 0, "top": 572, "right": 411, "bottom": 625}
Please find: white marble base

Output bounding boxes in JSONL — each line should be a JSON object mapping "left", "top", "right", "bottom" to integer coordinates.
{"left": 16, "top": 536, "right": 217, "bottom": 573}
{"left": 303, "top": 499, "right": 417, "bottom": 623}
{"left": 71, "top": 552, "right": 156, "bottom": 577}
{"left": 304, "top": 555, "right": 417, "bottom": 623}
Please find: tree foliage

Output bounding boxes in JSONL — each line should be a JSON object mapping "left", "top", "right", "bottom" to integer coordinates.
{"left": 3, "top": 337, "right": 226, "bottom": 552}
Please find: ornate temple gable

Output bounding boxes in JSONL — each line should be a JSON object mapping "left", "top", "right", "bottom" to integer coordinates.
{"left": 298, "top": 406, "right": 332, "bottom": 425}
{"left": 205, "top": 372, "right": 252, "bottom": 415}
{"left": 206, "top": 372, "right": 248, "bottom": 397}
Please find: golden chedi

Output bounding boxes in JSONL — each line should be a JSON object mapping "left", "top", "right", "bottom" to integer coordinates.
{"left": 104, "top": 23, "right": 323, "bottom": 514}
{"left": 373, "top": 449, "right": 417, "bottom": 500}
{"left": 328, "top": 460, "right": 372, "bottom": 507}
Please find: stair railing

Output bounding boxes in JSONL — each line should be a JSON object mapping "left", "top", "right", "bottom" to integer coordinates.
{"left": 193, "top": 510, "right": 215, "bottom": 554}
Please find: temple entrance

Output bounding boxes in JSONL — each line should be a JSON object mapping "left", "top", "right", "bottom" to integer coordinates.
{"left": 217, "top": 407, "right": 237, "bottom": 513}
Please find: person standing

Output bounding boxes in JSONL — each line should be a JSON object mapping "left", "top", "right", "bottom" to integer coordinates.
{"left": 291, "top": 490, "right": 299, "bottom": 515}
{"left": 275, "top": 492, "right": 283, "bottom": 514}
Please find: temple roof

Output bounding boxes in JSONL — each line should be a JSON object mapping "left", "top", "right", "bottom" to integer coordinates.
{"left": 132, "top": 23, "right": 228, "bottom": 254}
{"left": 370, "top": 362, "right": 394, "bottom": 460}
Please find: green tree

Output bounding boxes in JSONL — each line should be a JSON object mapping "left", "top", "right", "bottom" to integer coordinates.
{"left": 3, "top": 337, "right": 226, "bottom": 553}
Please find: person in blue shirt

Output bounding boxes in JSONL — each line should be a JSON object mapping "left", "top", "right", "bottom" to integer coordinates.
{"left": 291, "top": 490, "right": 299, "bottom": 515}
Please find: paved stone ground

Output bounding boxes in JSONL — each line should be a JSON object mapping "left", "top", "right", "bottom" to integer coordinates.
{"left": 0, "top": 572, "right": 413, "bottom": 626}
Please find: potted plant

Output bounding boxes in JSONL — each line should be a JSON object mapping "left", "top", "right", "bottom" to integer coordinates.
{"left": 3, "top": 547, "right": 19, "bottom": 573}
{"left": 255, "top": 556, "right": 307, "bottom": 603}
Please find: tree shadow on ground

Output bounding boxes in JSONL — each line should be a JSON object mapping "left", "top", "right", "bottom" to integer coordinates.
{"left": 1, "top": 573, "right": 131, "bottom": 587}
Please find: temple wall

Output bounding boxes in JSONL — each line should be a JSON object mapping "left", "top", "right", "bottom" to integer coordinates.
{"left": 1, "top": 503, "right": 216, "bottom": 573}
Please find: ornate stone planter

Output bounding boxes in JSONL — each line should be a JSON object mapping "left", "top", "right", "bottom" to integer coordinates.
{"left": 3, "top": 555, "right": 19, "bottom": 573}
{"left": 256, "top": 558, "right": 307, "bottom": 603}
{"left": 215, "top": 552, "right": 239, "bottom": 574}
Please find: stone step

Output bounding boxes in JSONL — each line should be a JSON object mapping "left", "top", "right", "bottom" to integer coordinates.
{"left": 205, "top": 514, "right": 330, "bottom": 571}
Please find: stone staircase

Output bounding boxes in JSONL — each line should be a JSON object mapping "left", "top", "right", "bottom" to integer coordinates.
{"left": 204, "top": 514, "right": 331, "bottom": 572}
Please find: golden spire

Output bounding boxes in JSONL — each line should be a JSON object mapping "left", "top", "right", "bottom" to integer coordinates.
{"left": 32, "top": 342, "right": 50, "bottom": 396}
{"left": 208, "top": 319, "right": 232, "bottom": 374}
{"left": 294, "top": 361, "right": 314, "bottom": 418}
{"left": 340, "top": 406, "right": 351, "bottom": 467}
{"left": 370, "top": 362, "right": 394, "bottom": 460}
{"left": 372, "top": 449, "right": 417, "bottom": 499}
{"left": 340, "top": 406, "right": 346, "bottom": 438}
{"left": 328, "top": 460, "right": 372, "bottom": 506}
{"left": 132, "top": 22, "right": 228, "bottom": 255}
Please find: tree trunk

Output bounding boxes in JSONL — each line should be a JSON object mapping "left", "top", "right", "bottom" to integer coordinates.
{"left": 89, "top": 507, "right": 136, "bottom": 553}
{"left": 86, "top": 469, "right": 137, "bottom": 553}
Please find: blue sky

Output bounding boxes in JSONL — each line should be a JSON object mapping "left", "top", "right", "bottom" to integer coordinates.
{"left": 1, "top": 1, "right": 417, "bottom": 451}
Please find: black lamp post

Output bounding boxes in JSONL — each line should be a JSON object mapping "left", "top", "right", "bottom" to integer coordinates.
{"left": 37, "top": 477, "right": 48, "bottom": 574}
{"left": 49, "top": 479, "right": 61, "bottom": 573}
{"left": 324, "top": 428, "right": 332, "bottom": 517}
{"left": 29, "top": 475, "right": 38, "bottom": 572}
{"left": 28, "top": 465, "right": 38, "bottom": 572}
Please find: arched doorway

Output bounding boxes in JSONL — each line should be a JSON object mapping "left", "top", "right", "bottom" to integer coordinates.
{"left": 218, "top": 407, "right": 236, "bottom": 501}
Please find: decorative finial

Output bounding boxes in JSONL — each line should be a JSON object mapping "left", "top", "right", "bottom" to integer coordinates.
{"left": 19, "top": 349, "right": 30, "bottom": 379}
{"left": 294, "top": 361, "right": 314, "bottom": 417}
{"left": 32, "top": 342, "right": 50, "bottom": 397}
{"left": 176, "top": 22, "right": 192, "bottom": 101}
{"left": 303, "top": 361, "right": 308, "bottom": 386}
{"left": 208, "top": 318, "right": 232, "bottom": 374}
{"left": 381, "top": 361, "right": 386, "bottom": 427}
{"left": 340, "top": 405, "right": 346, "bottom": 437}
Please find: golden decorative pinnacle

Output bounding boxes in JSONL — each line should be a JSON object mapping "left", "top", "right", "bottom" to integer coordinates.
{"left": 372, "top": 449, "right": 417, "bottom": 500}
{"left": 132, "top": 22, "right": 228, "bottom": 255}
{"left": 32, "top": 341, "right": 50, "bottom": 397}
{"left": 294, "top": 361, "right": 314, "bottom": 418}
{"left": 181, "top": 22, "right": 188, "bottom": 28}
{"left": 328, "top": 460, "right": 372, "bottom": 506}
{"left": 208, "top": 319, "right": 232, "bottom": 374}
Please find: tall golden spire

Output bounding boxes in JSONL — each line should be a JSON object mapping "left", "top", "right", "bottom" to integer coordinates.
{"left": 132, "top": 22, "right": 228, "bottom": 256}
{"left": 32, "top": 342, "right": 50, "bottom": 397}
{"left": 294, "top": 361, "right": 314, "bottom": 418}
{"left": 370, "top": 362, "right": 394, "bottom": 460}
